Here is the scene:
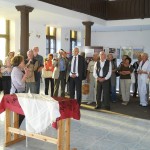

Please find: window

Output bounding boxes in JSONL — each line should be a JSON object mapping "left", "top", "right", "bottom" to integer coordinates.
{"left": 46, "top": 27, "right": 56, "bottom": 55}
{"left": 0, "top": 18, "right": 9, "bottom": 63}
{"left": 70, "top": 30, "right": 77, "bottom": 56}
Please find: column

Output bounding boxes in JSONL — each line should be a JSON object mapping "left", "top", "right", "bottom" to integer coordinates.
{"left": 82, "top": 21, "right": 94, "bottom": 46}
{"left": 16, "top": 5, "right": 34, "bottom": 57}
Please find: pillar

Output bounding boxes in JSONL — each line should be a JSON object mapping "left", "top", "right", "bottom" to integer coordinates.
{"left": 16, "top": 5, "right": 34, "bottom": 57}
{"left": 82, "top": 21, "right": 94, "bottom": 46}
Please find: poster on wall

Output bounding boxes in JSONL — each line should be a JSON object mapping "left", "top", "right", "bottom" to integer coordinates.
{"left": 121, "top": 47, "right": 133, "bottom": 58}
{"left": 85, "top": 48, "right": 94, "bottom": 58}
{"left": 132, "top": 48, "right": 144, "bottom": 59}
{"left": 108, "top": 48, "right": 117, "bottom": 58}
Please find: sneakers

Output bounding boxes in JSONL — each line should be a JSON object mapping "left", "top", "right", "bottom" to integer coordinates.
{"left": 122, "top": 101, "right": 128, "bottom": 105}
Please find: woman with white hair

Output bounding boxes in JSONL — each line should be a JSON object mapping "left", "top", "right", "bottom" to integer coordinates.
{"left": 137, "top": 53, "right": 150, "bottom": 107}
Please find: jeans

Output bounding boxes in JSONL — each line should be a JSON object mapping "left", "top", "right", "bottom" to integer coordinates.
{"left": 111, "top": 85, "right": 116, "bottom": 102}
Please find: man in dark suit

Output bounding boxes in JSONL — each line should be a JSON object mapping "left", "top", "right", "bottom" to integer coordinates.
{"left": 68, "top": 47, "right": 85, "bottom": 105}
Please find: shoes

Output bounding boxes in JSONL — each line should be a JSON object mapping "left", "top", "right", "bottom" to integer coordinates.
{"left": 87, "top": 102, "right": 93, "bottom": 104}
{"left": 122, "top": 101, "right": 128, "bottom": 105}
{"left": 104, "top": 106, "right": 110, "bottom": 111}
{"left": 94, "top": 106, "right": 101, "bottom": 109}
{"left": 139, "top": 104, "right": 148, "bottom": 107}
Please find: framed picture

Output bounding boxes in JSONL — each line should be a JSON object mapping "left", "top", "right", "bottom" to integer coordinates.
{"left": 133, "top": 48, "right": 144, "bottom": 59}
{"left": 121, "top": 47, "right": 133, "bottom": 58}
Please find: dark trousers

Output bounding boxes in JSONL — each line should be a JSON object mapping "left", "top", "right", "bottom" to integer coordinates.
{"left": 96, "top": 79, "right": 110, "bottom": 108}
{"left": 53, "top": 71, "right": 66, "bottom": 97}
{"left": 69, "top": 77, "right": 82, "bottom": 105}
{"left": 133, "top": 73, "right": 138, "bottom": 97}
{"left": 35, "top": 72, "right": 41, "bottom": 94}
{"left": 2, "top": 76, "right": 11, "bottom": 95}
{"left": 44, "top": 78, "right": 54, "bottom": 96}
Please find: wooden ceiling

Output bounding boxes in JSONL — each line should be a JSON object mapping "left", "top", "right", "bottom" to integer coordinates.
{"left": 39, "top": 0, "right": 150, "bottom": 20}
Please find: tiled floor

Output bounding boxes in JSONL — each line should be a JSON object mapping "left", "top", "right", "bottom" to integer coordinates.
{"left": 1, "top": 108, "right": 150, "bottom": 150}
{"left": 1, "top": 83, "right": 150, "bottom": 150}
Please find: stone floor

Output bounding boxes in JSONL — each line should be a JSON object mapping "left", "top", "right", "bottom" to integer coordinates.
{"left": 1, "top": 106, "right": 150, "bottom": 150}
{"left": 0, "top": 84, "right": 150, "bottom": 150}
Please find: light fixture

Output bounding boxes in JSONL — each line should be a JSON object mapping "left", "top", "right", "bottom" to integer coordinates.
{"left": 36, "top": 34, "right": 41, "bottom": 38}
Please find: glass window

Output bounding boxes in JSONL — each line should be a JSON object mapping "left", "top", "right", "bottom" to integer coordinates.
{"left": 0, "top": 38, "right": 6, "bottom": 63}
{"left": 46, "top": 27, "right": 56, "bottom": 55}
{"left": 70, "top": 30, "right": 77, "bottom": 57}
{"left": 0, "top": 18, "right": 6, "bottom": 34}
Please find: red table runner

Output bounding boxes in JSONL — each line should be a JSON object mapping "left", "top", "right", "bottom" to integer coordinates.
{"left": 0, "top": 94, "right": 80, "bottom": 128}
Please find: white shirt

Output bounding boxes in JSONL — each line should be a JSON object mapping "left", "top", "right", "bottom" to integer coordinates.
{"left": 70, "top": 55, "right": 79, "bottom": 77}
{"left": 93, "top": 60, "right": 112, "bottom": 80}
{"left": 137, "top": 60, "right": 150, "bottom": 83}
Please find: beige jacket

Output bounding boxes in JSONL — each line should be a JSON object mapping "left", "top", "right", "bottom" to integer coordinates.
{"left": 52, "top": 57, "right": 68, "bottom": 79}
{"left": 25, "top": 60, "right": 38, "bottom": 83}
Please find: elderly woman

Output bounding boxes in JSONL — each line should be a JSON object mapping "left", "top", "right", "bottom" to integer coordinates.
{"left": 10, "top": 55, "right": 28, "bottom": 94}
{"left": 10, "top": 55, "right": 29, "bottom": 126}
{"left": 1, "top": 58, "right": 12, "bottom": 94}
{"left": 118, "top": 57, "right": 133, "bottom": 105}
{"left": 137, "top": 53, "right": 150, "bottom": 107}
{"left": 107, "top": 54, "right": 117, "bottom": 102}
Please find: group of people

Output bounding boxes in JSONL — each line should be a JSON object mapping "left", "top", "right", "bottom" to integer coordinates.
{"left": 0, "top": 47, "right": 150, "bottom": 111}
{"left": 42, "top": 48, "right": 85, "bottom": 105}
{"left": 87, "top": 51, "right": 150, "bottom": 110}
{"left": 0, "top": 47, "right": 43, "bottom": 96}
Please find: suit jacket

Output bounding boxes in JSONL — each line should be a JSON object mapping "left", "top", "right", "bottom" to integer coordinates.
{"left": 68, "top": 55, "right": 85, "bottom": 81}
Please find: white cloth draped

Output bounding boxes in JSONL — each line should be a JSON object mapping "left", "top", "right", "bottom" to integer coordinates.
{"left": 16, "top": 93, "right": 60, "bottom": 133}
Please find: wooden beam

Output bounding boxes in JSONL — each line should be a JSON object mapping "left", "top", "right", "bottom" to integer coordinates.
{"left": 5, "top": 136, "right": 26, "bottom": 147}
{"left": 8, "top": 127, "right": 58, "bottom": 144}
{"left": 57, "top": 120, "right": 63, "bottom": 150}
{"left": 13, "top": 112, "right": 19, "bottom": 140}
{"left": 5, "top": 109, "right": 11, "bottom": 145}
{"left": 65, "top": 118, "right": 71, "bottom": 150}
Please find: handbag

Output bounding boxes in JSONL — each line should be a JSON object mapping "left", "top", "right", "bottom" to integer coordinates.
{"left": 42, "top": 68, "right": 52, "bottom": 78}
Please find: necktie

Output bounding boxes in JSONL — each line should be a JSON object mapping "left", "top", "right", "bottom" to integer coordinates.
{"left": 141, "top": 61, "right": 145, "bottom": 68}
{"left": 73, "top": 56, "right": 76, "bottom": 73}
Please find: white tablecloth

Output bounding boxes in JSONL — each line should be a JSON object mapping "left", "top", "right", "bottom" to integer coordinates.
{"left": 16, "top": 93, "right": 60, "bottom": 133}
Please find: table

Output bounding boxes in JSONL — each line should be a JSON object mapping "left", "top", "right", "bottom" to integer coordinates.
{"left": 0, "top": 94, "right": 80, "bottom": 150}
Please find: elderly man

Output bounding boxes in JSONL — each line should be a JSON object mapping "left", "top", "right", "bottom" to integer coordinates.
{"left": 33, "top": 47, "right": 44, "bottom": 94}
{"left": 93, "top": 51, "right": 112, "bottom": 110}
{"left": 52, "top": 49, "right": 68, "bottom": 97}
{"left": 25, "top": 50, "right": 38, "bottom": 93}
{"left": 132, "top": 54, "right": 141, "bottom": 97}
{"left": 86, "top": 53, "right": 98, "bottom": 104}
{"left": 69, "top": 47, "right": 85, "bottom": 105}
{"left": 137, "top": 53, "right": 150, "bottom": 107}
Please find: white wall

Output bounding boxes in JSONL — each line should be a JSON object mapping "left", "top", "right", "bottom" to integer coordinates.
{"left": 29, "top": 22, "right": 46, "bottom": 57}
{"left": 91, "top": 30, "right": 150, "bottom": 54}
{"left": 10, "top": 21, "right": 84, "bottom": 58}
